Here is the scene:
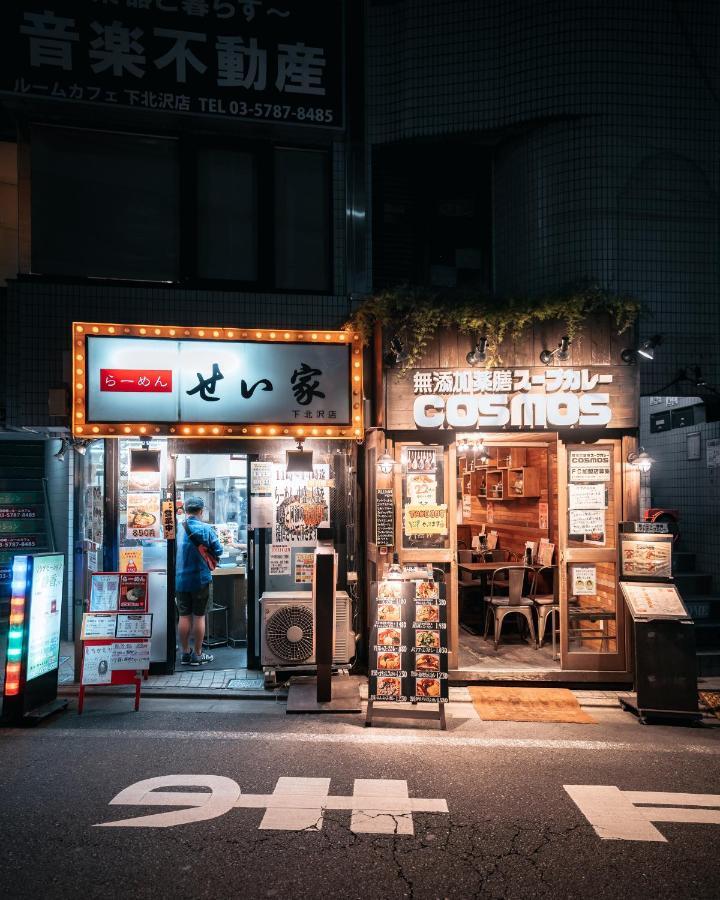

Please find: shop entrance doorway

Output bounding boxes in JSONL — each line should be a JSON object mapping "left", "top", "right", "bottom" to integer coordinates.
{"left": 171, "top": 452, "right": 252, "bottom": 673}
{"left": 455, "top": 435, "right": 561, "bottom": 675}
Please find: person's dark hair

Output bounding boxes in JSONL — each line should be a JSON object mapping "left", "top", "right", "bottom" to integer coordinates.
{"left": 185, "top": 495, "right": 204, "bottom": 513}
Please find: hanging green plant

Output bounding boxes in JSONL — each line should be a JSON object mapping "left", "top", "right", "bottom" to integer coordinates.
{"left": 346, "top": 282, "right": 640, "bottom": 372}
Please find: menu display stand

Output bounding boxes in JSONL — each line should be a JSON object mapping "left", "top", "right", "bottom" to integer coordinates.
{"left": 366, "top": 577, "right": 448, "bottom": 731}
{"left": 619, "top": 579, "right": 701, "bottom": 725}
{"left": 78, "top": 572, "right": 152, "bottom": 714}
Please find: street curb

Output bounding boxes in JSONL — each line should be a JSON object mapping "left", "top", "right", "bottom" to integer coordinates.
{"left": 58, "top": 686, "right": 286, "bottom": 702}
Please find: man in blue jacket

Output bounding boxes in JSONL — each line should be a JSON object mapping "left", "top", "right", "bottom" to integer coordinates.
{"left": 176, "top": 496, "right": 223, "bottom": 666}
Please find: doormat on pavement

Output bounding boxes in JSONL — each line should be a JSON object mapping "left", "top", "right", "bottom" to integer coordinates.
{"left": 226, "top": 678, "right": 265, "bottom": 690}
{"left": 699, "top": 691, "right": 720, "bottom": 718}
{"left": 468, "top": 687, "right": 596, "bottom": 724}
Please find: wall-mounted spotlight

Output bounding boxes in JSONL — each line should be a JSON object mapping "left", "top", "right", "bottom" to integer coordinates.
{"left": 377, "top": 451, "right": 395, "bottom": 475}
{"left": 384, "top": 335, "right": 408, "bottom": 367}
{"left": 627, "top": 447, "right": 654, "bottom": 473}
{"left": 53, "top": 439, "right": 68, "bottom": 462}
{"left": 622, "top": 334, "right": 662, "bottom": 364}
{"left": 286, "top": 438, "right": 314, "bottom": 474}
{"left": 72, "top": 438, "right": 89, "bottom": 456}
{"left": 466, "top": 336, "right": 489, "bottom": 367}
{"left": 539, "top": 335, "right": 571, "bottom": 365}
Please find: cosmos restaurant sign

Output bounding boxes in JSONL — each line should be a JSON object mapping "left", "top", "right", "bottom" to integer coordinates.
{"left": 72, "top": 323, "right": 363, "bottom": 439}
{"left": 410, "top": 367, "right": 618, "bottom": 430}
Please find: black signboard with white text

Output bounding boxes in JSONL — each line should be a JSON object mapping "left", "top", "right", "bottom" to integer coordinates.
{"left": 0, "top": 1, "right": 344, "bottom": 128}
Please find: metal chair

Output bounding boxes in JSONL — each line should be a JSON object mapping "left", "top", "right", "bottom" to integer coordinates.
{"left": 457, "top": 550, "right": 484, "bottom": 629}
{"left": 532, "top": 566, "right": 560, "bottom": 658}
{"left": 483, "top": 566, "right": 537, "bottom": 650}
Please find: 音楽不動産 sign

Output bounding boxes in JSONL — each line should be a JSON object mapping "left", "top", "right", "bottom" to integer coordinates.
{"left": 72, "top": 324, "right": 363, "bottom": 438}
{"left": 1, "top": 1, "right": 344, "bottom": 129}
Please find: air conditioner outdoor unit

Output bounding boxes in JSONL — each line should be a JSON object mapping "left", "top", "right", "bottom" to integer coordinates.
{"left": 260, "top": 591, "right": 356, "bottom": 668}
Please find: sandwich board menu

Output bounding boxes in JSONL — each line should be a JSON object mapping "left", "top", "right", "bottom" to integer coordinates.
{"left": 80, "top": 572, "right": 152, "bottom": 712}
{"left": 369, "top": 578, "right": 449, "bottom": 704}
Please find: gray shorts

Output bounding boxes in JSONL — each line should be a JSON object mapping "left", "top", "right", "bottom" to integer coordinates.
{"left": 176, "top": 583, "right": 210, "bottom": 617}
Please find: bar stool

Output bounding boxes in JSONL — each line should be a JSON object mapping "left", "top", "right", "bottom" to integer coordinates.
{"left": 204, "top": 603, "right": 229, "bottom": 648}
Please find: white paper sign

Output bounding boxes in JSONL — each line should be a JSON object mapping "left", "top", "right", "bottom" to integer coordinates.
{"left": 116, "top": 614, "right": 153, "bottom": 639}
{"left": 89, "top": 574, "right": 120, "bottom": 612}
{"left": 568, "top": 482, "right": 606, "bottom": 510}
{"left": 568, "top": 449, "right": 611, "bottom": 482}
{"left": 82, "top": 644, "right": 112, "bottom": 684}
{"left": 251, "top": 461, "right": 274, "bottom": 495}
{"left": 250, "top": 495, "right": 274, "bottom": 528}
{"left": 569, "top": 508, "right": 605, "bottom": 538}
{"left": 112, "top": 640, "right": 151, "bottom": 670}
{"left": 571, "top": 565, "right": 597, "bottom": 596}
{"left": 81, "top": 613, "right": 117, "bottom": 640}
{"left": 269, "top": 544, "right": 292, "bottom": 576}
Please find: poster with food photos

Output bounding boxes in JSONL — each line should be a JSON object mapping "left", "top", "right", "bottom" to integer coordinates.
{"left": 369, "top": 578, "right": 449, "bottom": 703}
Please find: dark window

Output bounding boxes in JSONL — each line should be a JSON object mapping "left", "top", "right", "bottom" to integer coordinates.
{"left": 31, "top": 128, "right": 331, "bottom": 291}
{"left": 196, "top": 148, "right": 257, "bottom": 282}
{"left": 32, "top": 128, "right": 179, "bottom": 281}
{"left": 274, "top": 147, "right": 330, "bottom": 291}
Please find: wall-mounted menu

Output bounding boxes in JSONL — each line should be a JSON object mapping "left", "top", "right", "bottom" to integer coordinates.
{"left": 620, "top": 537, "right": 672, "bottom": 579}
{"left": 368, "top": 578, "right": 449, "bottom": 704}
{"left": 376, "top": 489, "right": 395, "bottom": 546}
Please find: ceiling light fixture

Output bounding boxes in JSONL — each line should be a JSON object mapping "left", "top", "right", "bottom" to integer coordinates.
{"left": 540, "top": 335, "right": 571, "bottom": 365}
{"left": 457, "top": 437, "right": 471, "bottom": 453}
{"left": 466, "top": 336, "right": 489, "bottom": 367}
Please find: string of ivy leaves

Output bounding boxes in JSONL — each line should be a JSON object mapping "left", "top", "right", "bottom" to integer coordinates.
{"left": 346, "top": 282, "right": 640, "bottom": 372}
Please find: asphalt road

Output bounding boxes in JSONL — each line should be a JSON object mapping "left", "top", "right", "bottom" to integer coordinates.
{"left": 2, "top": 698, "right": 720, "bottom": 900}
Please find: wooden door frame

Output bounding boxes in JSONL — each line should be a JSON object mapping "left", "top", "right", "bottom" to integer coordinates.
{"left": 558, "top": 438, "right": 632, "bottom": 673}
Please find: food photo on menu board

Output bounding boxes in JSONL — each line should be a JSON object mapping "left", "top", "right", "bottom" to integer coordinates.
{"left": 118, "top": 573, "right": 148, "bottom": 612}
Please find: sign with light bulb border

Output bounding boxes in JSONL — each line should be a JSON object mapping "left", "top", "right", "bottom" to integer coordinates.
{"left": 71, "top": 323, "right": 364, "bottom": 440}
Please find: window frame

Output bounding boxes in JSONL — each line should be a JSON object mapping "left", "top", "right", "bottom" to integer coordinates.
{"left": 26, "top": 126, "right": 334, "bottom": 295}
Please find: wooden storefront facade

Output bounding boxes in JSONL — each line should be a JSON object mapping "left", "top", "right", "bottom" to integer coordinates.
{"left": 365, "top": 318, "right": 641, "bottom": 682}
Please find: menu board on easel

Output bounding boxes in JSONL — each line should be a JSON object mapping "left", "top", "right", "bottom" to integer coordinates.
{"left": 368, "top": 578, "right": 449, "bottom": 704}
{"left": 81, "top": 572, "right": 152, "bottom": 705}
{"left": 376, "top": 489, "right": 395, "bottom": 546}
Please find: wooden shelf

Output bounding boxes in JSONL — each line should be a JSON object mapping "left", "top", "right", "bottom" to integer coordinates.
{"left": 495, "top": 448, "right": 527, "bottom": 469}
{"left": 486, "top": 470, "right": 504, "bottom": 500}
{"left": 506, "top": 467, "right": 540, "bottom": 499}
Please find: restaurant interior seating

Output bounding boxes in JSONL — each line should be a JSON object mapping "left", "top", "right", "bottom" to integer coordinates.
{"left": 483, "top": 565, "right": 537, "bottom": 651}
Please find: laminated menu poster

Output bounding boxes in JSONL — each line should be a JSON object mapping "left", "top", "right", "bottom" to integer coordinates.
{"left": 368, "top": 578, "right": 449, "bottom": 704}
{"left": 82, "top": 644, "right": 113, "bottom": 685}
{"left": 126, "top": 493, "right": 162, "bottom": 540}
{"left": 118, "top": 573, "right": 148, "bottom": 612}
{"left": 89, "top": 573, "right": 120, "bottom": 612}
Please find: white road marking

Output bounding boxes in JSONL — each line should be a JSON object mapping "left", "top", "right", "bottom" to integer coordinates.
{"left": 259, "top": 777, "right": 330, "bottom": 831}
{"left": 351, "top": 779, "right": 413, "bottom": 835}
{"left": 565, "top": 785, "right": 720, "bottom": 842}
{"left": 95, "top": 775, "right": 449, "bottom": 832}
{"left": 19, "top": 727, "right": 720, "bottom": 754}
